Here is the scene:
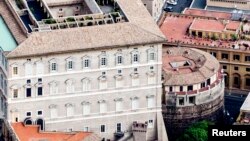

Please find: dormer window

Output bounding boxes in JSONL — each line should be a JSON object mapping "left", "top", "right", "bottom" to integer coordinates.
{"left": 131, "top": 49, "right": 140, "bottom": 64}
{"left": 66, "top": 57, "right": 74, "bottom": 71}
{"left": 116, "top": 50, "right": 123, "bottom": 65}
{"left": 49, "top": 59, "right": 58, "bottom": 72}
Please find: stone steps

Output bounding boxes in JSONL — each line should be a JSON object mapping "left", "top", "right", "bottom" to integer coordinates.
{"left": 0, "top": 1, "right": 27, "bottom": 44}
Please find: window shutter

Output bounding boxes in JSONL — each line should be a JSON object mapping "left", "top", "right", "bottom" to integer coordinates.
{"left": 83, "top": 104, "right": 90, "bottom": 115}
{"left": 147, "top": 97, "right": 155, "bottom": 108}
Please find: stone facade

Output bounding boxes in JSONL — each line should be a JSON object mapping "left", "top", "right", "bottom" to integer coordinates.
{"left": 7, "top": 44, "right": 166, "bottom": 140}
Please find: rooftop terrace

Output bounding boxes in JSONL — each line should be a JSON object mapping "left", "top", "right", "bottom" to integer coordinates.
{"left": 7, "top": 0, "right": 126, "bottom": 32}
{"left": 159, "top": 12, "right": 250, "bottom": 52}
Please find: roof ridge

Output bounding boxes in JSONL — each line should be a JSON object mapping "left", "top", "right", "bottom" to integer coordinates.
{"left": 129, "top": 23, "right": 166, "bottom": 41}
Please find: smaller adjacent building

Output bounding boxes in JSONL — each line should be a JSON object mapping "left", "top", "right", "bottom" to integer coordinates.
{"left": 236, "top": 93, "right": 250, "bottom": 125}
{"left": 189, "top": 18, "right": 241, "bottom": 40}
{"left": 141, "top": 0, "right": 165, "bottom": 21}
{"left": 162, "top": 47, "right": 224, "bottom": 140}
{"left": 207, "top": 0, "right": 250, "bottom": 11}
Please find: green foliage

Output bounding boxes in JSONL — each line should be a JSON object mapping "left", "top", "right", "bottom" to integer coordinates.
{"left": 231, "top": 34, "right": 238, "bottom": 41}
{"left": 66, "top": 17, "right": 75, "bottom": 22}
{"left": 211, "top": 34, "right": 218, "bottom": 41}
{"left": 44, "top": 19, "right": 56, "bottom": 24}
{"left": 177, "top": 120, "right": 214, "bottom": 141}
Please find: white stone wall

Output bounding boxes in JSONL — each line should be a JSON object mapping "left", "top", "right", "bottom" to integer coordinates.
{"left": 7, "top": 43, "right": 164, "bottom": 140}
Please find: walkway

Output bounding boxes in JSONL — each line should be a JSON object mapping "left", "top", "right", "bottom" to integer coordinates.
{"left": 0, "top": 1, "right": 27, "bottom": 44}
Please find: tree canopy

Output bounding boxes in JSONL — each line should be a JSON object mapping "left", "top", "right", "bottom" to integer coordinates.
{"left": 176, "top": 120, "right": 214, "bottom": 141}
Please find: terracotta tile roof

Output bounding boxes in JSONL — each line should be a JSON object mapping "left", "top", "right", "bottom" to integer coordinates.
{"left": 7, "top": 0, "right": 166, "bottom": 58}
{"left": 190, "top": 19, "right": 225, "bottom": 32}
{"left": 12, "top": 122, "right": 95, "bottom": 141}
{"left": 183, "top": 8, "right": 232, "bottom": 20}
{"left": 225, "top": 21, "right": 241, "bottom": 31}
{"left": 162, "top": 47, "right": 220, "bottom": 85}
{"left": 159, "top": 14, "right": 250, "bottom": 51}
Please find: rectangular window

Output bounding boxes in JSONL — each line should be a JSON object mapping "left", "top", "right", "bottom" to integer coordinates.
{"left": 100, "top": 125, "right": 106, "bottom": 133}
{"left": 99, "top": 81, "right": 108, "bottom": 90}
{"left": 83, "top": 127, "right": 89, "bottom": 132}
{"left": 66, "top": 107, "right": 74, "bottom": 117}
{"left": 51, "top": 63, "right": 57, "bottom": 71}
{"left": 233, "top": 55, "right": 240, "bottom": 61}
{"left": 117, "top": 55, "right": 123, "bottom": 64}
{"left": 207, "top": 79, "right": 211, "bottom": 85}
{"left": 36, "top": 62, "right": 44, "bottom": 75}
{"left": 210, "top": 52, "right": 217, "bottom": 58}
{"left": 117, "top": 123, "right": 122, "bottom": 132}
{"left": 179, "top": 97, "right": 184, "bottom": 105}
{"left": 245, "top": 56, "right": 250, "bottom": 62}
{"left": 116, "top": 101, "right": 123, "bottom": 112}
{"left": 201, "top": 82, "right": 206, "bottom": 88}
{"left": 13, "top": 67, "right": 18, "bottom": 75}
{"left": 189, "top": 96, "right": 195, "bottom": 104}
{"left": 133, "top": 54, "right": 139, "bottom": 63}
{"left": 148, "top": 75, "right": 156, "bottom": 85}
{"left": 25, "top": 63, "right": 32, "bottom": 76}
{"left": 27, "top": 79, "right": 31, "bottom": 84}
{"left": 68, "top": 61, "right": 73, "bottom": 70}
{"left": 50, "top": 109, "right": 57, "bottom": 118}
{"left": 180, "top": 86, "right": 183, "bottom": 92}
{"left": 234, "top": 66, "right": 239, "bottom": 71}
{"left": 147, "top": 97, "right": 155, "bottom": 108}
{"left": 26, "top": 88, "right": 31, "bottom": 97}
{"left": 116, "top": 79, "right": 123, "bottom": 88}
{"left": 26, "top": 112, "right": 31, "bottom": 117}
{"left": 223, "top": 65, "right": 227, "bottom": 70}
{"left": 13, "top": 89, "right": 18, "bottom": 98}
{"left": 37, "top": 110, "right": 43, "bottom": 116}
{"left": 83, "top": 104, "right": 90, "bottom": 115}
{"left": 132, "top": 78, "right": 139, "bottom": 86}
{"left": 222, "top": 53, "right": 229, "bottom": 59}
{"left": 101, "top": 57, "right": 107, "bottom": 66}
{"left": 149, "top": 53, "right": 155, "bottom": 61}
{"left": 246, "top": 68, "right": 250, "bottom": 72}
{"left": 187, "top": 85, "right": 193, "bottom": 91}
{"left": 118, "top": 69, "right": 122, "bottom": 74}
{"left": 246, "top": 78, "right": 250, "bottom": 86}
{"left": 84, "top": 59, "right": 90, "bottom": 68}
{"left": 38, "top": 78, "right": 42, "bottom": 82}
{"left": 100, "top": 103, "right": 107, "bottom": 113}
{"left": 169, "top": 86, "right": 173, "bottom": 92}
{"left": 37, "top": 87, "right": 43, "bottom": 96}
{"left": 132, "top": 99, "right": 139, "bottom": 110}
{"left": 134, "top": 68, "right": 138, "bottom": 73}
{"left": 148, "top": 120, "right": 154, "bottom": 128}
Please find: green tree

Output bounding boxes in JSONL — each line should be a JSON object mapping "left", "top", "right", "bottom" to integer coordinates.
{"left": 231, "top": 34, "right": 238, "bottom": 41}
{"left": 176, "top": 120, "right": 213, "bottom": 141}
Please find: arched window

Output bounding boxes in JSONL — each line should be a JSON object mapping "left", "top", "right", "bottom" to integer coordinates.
{"left": 98, "top": 100, "right": 107, "bottom": 113}
{"left": 82, "top": 78, "right": 91, "bottom": 92}
{"left": 66, "top": 79, "right": 75, "bottom": 93}
{"left": 24, "top": 118, "right": 33, "bottom": 125}
{"left": 147, "top": 47, "right": 156, "bottom": 62}
{"left": 49, "top": 81, "right": 59, "bottom": 94}
{"left": 114, "top": 98, "right": 123, "bottom": 112}
{"left": 131, "top": 49, "right": 140, "bottom": 64}
{"left": 81, "top": 101, "right": 91, "bottom": 115}
{"left": 36, "top": 118, "right": 45, "bottom": 131}
{"left": 49, "top": 104, "right": 57, "bottom": 119}
{"left": 49, "top": 58, "right": 58, "bottom": 73}
{"left": 147, "top": 95, "right": 155, "bottom": 108}
{"left": 82, "top": 56, "right": 91, "bottom": 68}
{"left": 65, "top": 103, "right": 74, "bottom": 117}
{"left": 131, "top": 97, "right": 139, "bottom": 110}
{"left": 66, "top": 57, "right": 74, "bottom": 71}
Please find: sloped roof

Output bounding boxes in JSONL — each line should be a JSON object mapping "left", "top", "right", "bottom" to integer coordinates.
{"left": 7, "top": 0, "right": 166, "bottom": 58}
{"left": 12, "top": 122, "right": 94, "bottom": 141}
